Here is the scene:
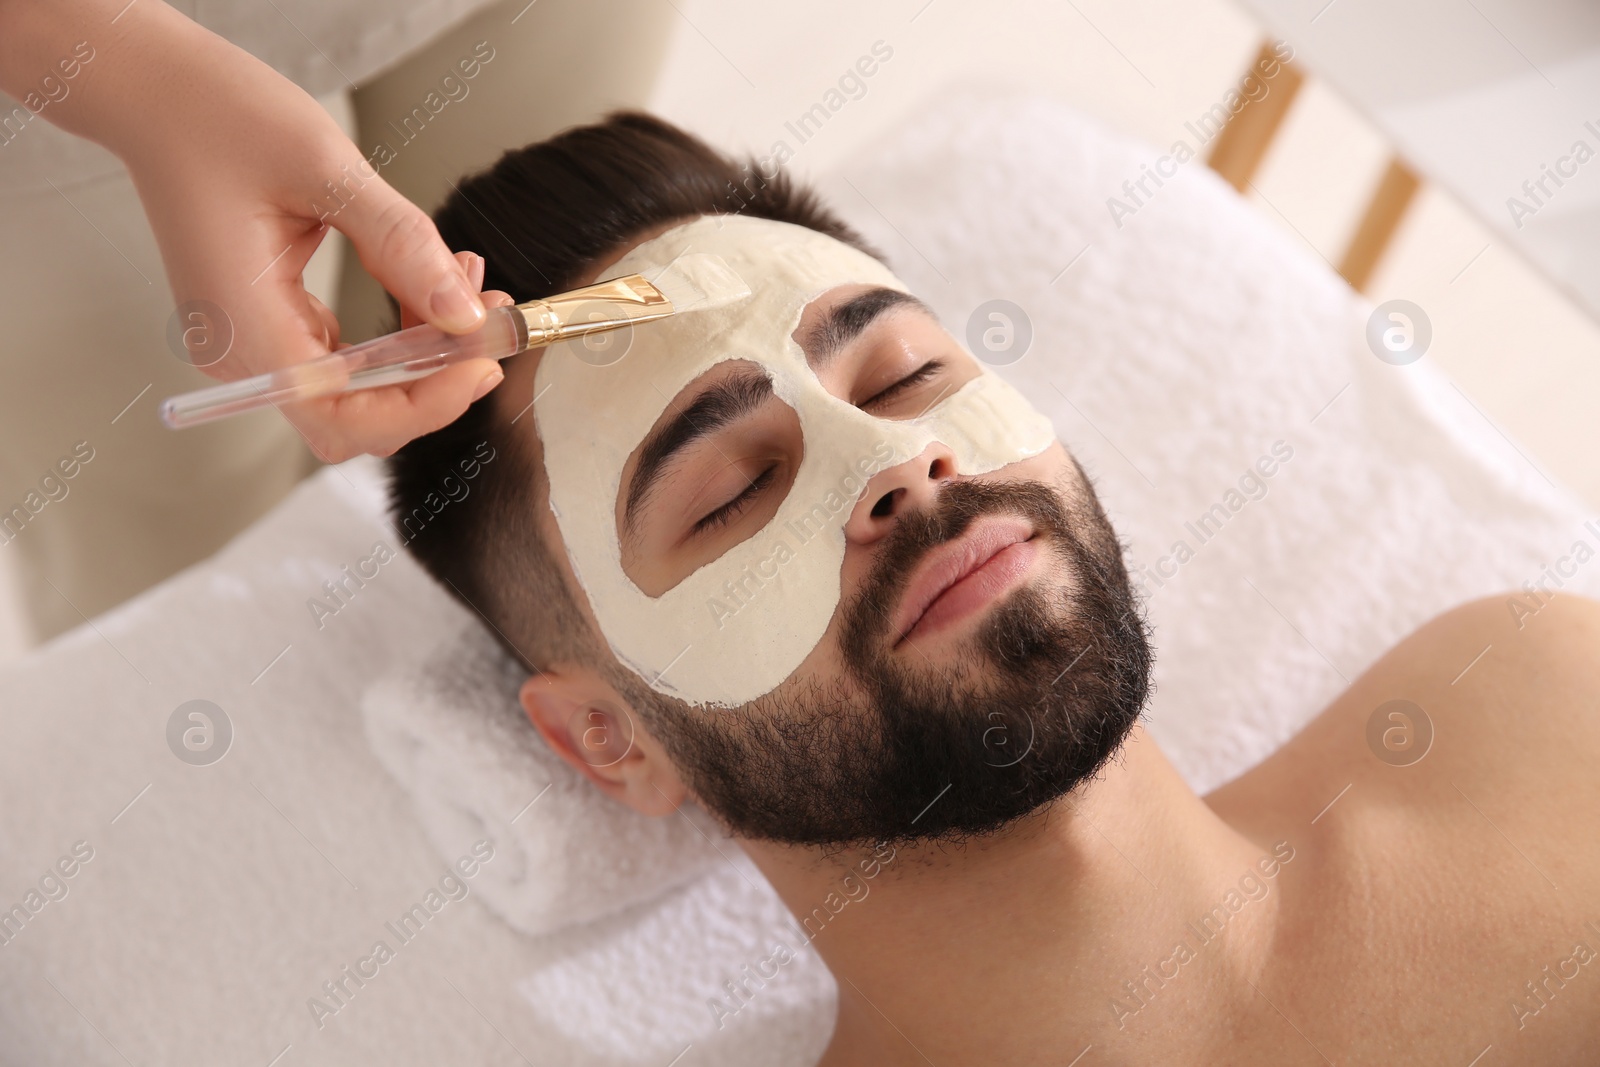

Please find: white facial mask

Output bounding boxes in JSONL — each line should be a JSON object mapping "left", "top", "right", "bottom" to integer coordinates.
{"left": 533, "top": 216, "right": 1056, "bottom": 708}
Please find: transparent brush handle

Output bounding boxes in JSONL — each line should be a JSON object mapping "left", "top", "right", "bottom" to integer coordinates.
{"left": 159, "top": 306, "right": 525, "bottom": 429}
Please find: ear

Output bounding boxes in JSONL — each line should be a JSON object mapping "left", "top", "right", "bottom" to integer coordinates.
{"left": 519, "top": 666, "right": 689, "bottom": 817}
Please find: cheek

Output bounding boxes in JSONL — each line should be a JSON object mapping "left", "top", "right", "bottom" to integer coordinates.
{"left": 1029, "top": 442, "right": 1087, "bottom": 503}
{"left": 538, "top": 501, "right": 612, "bottom": 647}
{"left": 995, "top": 442, "right": 1072, "bottom": 485}
{"left": 774, "top": 601, "right": 867, "bottom": 701}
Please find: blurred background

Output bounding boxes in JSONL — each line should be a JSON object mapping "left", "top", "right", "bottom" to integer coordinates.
{"left": 3, "top": 0, "right": 1598, "bottom": 662}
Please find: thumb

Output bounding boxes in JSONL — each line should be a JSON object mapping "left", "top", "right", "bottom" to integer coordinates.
{"left": 333, "top": 171, "right": 486, "bottom": 334}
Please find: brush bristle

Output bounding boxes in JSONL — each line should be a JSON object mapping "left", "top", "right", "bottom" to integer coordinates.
{"left": 649, "top": 253, "right": 751, "bottom": 314}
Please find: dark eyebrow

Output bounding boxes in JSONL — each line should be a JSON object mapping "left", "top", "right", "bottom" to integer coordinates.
{"left": 797, "top": 287, "right": 934, "bottom": 367}
{"left": 624, "top": 366, "right": 774, "bottom": 530}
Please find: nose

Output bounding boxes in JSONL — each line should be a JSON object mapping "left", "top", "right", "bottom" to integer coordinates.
{"left": 843, "top": 441, "right": 958, "bottom": 546}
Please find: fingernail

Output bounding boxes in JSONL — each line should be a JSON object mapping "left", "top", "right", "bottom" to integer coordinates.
{"left": 431, "top": 272, "right": 485, "bottom": 330}
{"left": 471, "top": 367, "right": 503, "bottom": 402}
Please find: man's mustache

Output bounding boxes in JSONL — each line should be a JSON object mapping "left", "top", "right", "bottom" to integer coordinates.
{"left": 847, "top": 479, "right": 1074, "bottom": 642}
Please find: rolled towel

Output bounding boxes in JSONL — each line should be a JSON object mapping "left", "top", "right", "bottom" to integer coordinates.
{"left": 361, "top": 618, "right": 729, "bottom": 938}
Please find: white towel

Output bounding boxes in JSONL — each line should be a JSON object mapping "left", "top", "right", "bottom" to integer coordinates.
{"left": 362, "top": 618, "right": 729, "bottom": 938}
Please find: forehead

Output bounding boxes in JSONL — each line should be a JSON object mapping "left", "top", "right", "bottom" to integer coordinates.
{"left": 531, "top": 215, "right": 909, "bottom": 451}
{"left": 495, "top": 218, "right": 905, "bottom": 447}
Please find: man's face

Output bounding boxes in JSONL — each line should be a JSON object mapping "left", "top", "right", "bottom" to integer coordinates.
{"left": 507, "top": 218, "right": 1151, "bottom": 847}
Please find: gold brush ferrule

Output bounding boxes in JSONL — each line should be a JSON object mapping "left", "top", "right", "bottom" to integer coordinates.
{"left": 514, "top": 274, "right": 676, "bottom": 348}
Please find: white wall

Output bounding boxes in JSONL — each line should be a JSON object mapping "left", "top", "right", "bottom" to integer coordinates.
{"left": 646, "top": 0, "right": 1262, "bottom": 183}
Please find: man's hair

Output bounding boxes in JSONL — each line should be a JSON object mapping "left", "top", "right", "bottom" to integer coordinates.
{"left": 385, "top": 111, "right": 883, "bottom": 674}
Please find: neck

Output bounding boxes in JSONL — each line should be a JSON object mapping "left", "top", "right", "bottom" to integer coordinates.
{"left": 738, "top": 726, "right": 1288, "bottom": 1064}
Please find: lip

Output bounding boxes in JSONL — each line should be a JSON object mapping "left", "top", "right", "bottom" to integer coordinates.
{"left": 891, "top": 517, "right": 1038, "bottom": 646}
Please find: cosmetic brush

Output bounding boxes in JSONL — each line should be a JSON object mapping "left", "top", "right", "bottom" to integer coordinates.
{"left": 159, "top": 252, "right": 750, "bottom": 429}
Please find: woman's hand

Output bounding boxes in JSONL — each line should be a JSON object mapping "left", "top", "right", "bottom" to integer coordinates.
{"left": 0, "top": 0, "right": 506, "bottom": 461}
{"left": 317, "top": 247, "right": 518, "bottom": 436}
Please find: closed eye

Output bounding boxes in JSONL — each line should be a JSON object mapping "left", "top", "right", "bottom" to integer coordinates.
{"left": 692, "top": 464, "right": 777, "bottom": 535}
{"left": 859, "top": 359, "right": 945, "bottom": 410}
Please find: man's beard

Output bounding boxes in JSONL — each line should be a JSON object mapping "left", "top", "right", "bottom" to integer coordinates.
{"left": 633, "top": 474, "right": 1153, "bottom": 850}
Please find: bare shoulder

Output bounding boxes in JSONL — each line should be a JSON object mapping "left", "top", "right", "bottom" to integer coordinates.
{"left": 1417, "top": 588, "right": 1600, "bottom": 666}
{"left": 1210, "top": 590, "right": 1600, "bottom": 823}
{"left": 1328, "top": 589, "right": 1596, "bottom": 753}
{"left": 1400, "top": 590, "right": 1600, "bottom": 739}
{"left": 1202, "top": 593, "right": 1600, "bottom": 1059}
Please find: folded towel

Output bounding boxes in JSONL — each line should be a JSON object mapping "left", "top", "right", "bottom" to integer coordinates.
{"left": 361, "top": 618, "right": 728, "bottom": 938}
